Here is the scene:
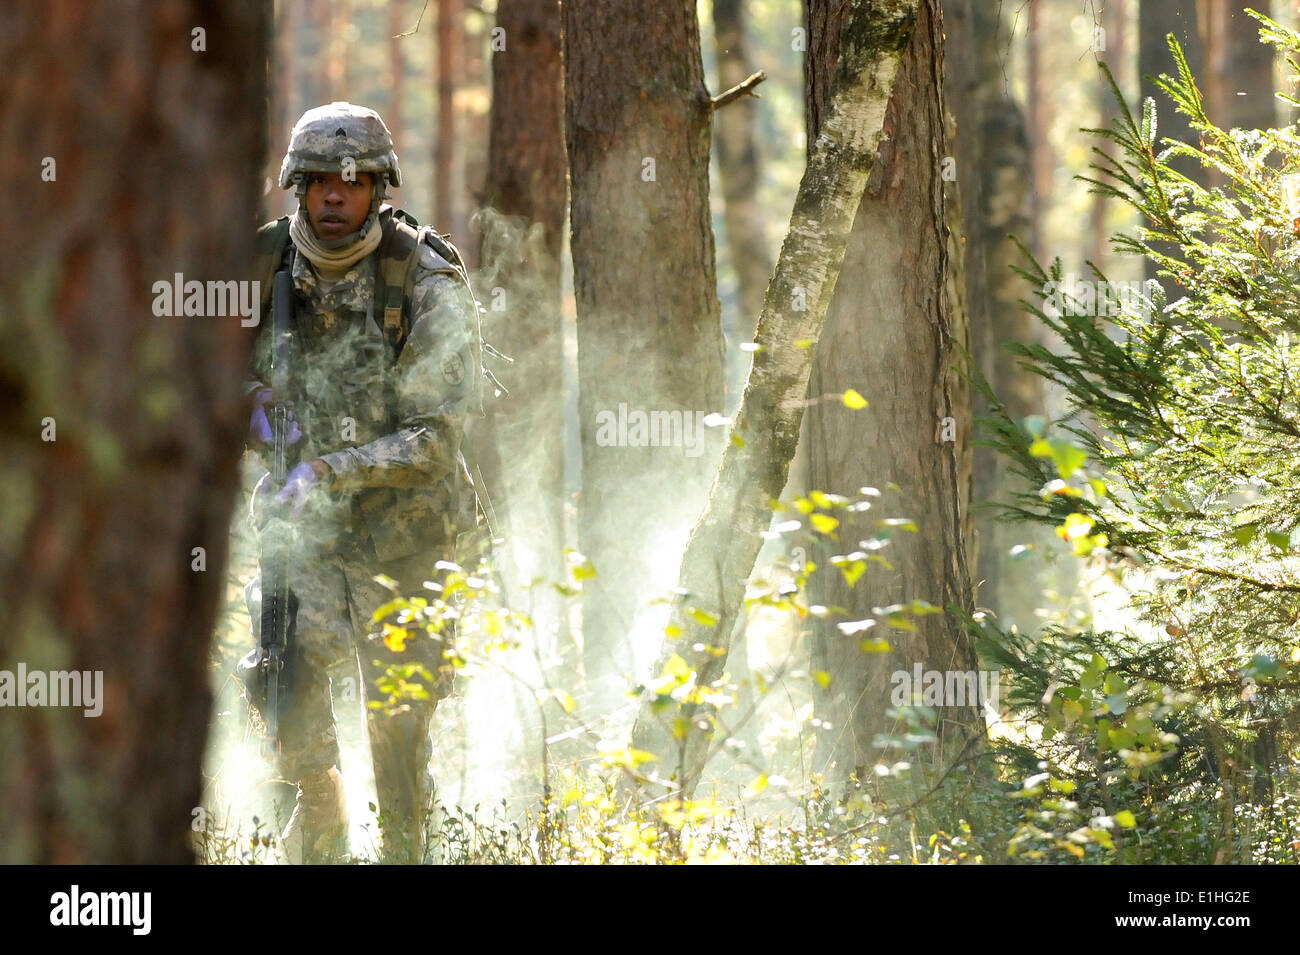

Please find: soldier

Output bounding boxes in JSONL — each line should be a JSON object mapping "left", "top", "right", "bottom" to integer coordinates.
{"left": 242, "top": 102, "right": 481, "bottom": 864}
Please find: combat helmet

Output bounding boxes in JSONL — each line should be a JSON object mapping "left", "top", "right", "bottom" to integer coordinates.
{"left": 278, "top": 102, "right": 402, "bottom": 199}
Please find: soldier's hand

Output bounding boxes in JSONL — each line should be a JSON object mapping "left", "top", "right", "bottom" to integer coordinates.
{"left": 250, "top": 387, "right": 303, "bottom": 447}
{"left": 275, "top": 460, "right": 326, "bottom": 515}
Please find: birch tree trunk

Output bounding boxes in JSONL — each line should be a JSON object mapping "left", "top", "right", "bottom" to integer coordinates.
{"left": 804, "top": 0, "right": 978, "bottom": 788}
{"left": 627, "top": 0, "right": 921, "bottom": 797}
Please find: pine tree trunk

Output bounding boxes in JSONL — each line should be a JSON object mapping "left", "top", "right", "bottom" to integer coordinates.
{"left": 272, "top": 0, "right": 296, "bottom": 219}
{"left": 1026, "top": 0, "right": 1052, "bottom": 262}
{"left": 564, "top": 0, "right": 726, "bottom": 711}
{"left": 461, "top": 5, "right": 490, "bottom": 269}
{"left": 389, "top": 0, "right": 406, "bottom": 153}
{"left": 1140, "top": 0, "right": 1203, "bottom": 284}
{"left": 805, "top": 0, "right": 979, "bottom": 785}
{"left": 0, "top": 0, "right": 266, "bottom": 863}
{"left": 628, "top": 0, "right": 922, "bottom": 797}
{"left": 1091, "top": 0, "right": 1126, "bottom": 268}
{"left": 1204, "top": 0, "right": 1274, "bottom": 133}
{"left": 311, "top": 0, "right": 331, "bottom": 104}
{"left": 713, "top": 0, "right": 774, "bottom": 356}
{"left": 436, "top": 0, "right": 464, "bottom": 239}
{"left": 477, "top": 0, "right": 570, "bottom": 673}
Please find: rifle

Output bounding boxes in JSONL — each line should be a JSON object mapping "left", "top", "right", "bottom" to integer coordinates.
{"left": 257, "top": 269, "right": 299, "bottom": 755}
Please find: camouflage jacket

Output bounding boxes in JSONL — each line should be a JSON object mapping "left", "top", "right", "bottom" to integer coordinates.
{"left": 246, "top": 227, "right": 480, "bottom": 564}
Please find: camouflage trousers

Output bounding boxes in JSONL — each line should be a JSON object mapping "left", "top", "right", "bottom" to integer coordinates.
{"left": 245, "top": 534, "right": 452, "bottom": 862}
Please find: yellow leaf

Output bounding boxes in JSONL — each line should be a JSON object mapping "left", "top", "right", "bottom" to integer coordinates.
{"left": 688, "top": 607, "right": 719, "bottom": 627}
{"left": 810, "top": 513, "right": 840, "bottom": 535}
{"left": 382, "top": 624, "right": 409, "bottom": 653}
{"left": 664, "top": 654, "right": 691, "bottom": 679}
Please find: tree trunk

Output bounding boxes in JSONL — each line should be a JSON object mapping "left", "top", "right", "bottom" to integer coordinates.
{"left": 1203, "top": 0, "right": 1274, "bottom": 133}
{"left": 627, "top": 0, "right": 922, "bottom": 797}
{"left": 477, "top": 0, "right": 570, "bottom": 678}
{"left": 1091, "top": 0, "right": 1126, "bottom": 269}
{"left": 1140, "top": 0, "right": 1203, "bottom": 284}
{"left": 804, "top": 0, "right": 978, "bottom": 786}
{"left": 388, "top": 0, "right": 406, "bottom": 153}
{"left": 311, "top": 0, "right": 331, "bottom": 104}
{"left": 271, "top": 0, "right": 296, "bottom": 220}
{"left": 1025, "top": 0, "right": 1052, "bottom": 263}
{"left": 713, "top": 0, "right": 774, "bottom": 365}
{"left": 945, "top": 0, "right": 1044, "bottom": 635}
{"left": 329, "top": 0, "right": 353, "bottom": 100}
{"left": 564, "top": 0, "right": 726, "bottom": 712}
{"left": 708, "top": 0, "right": 771, "bottom": 776}
{"left": 0, "top": 0, "right": 266, "bottom": 863}
{"left": 436, "top": 0, "right": 465, "bottom": 239}
{"left": 461, "top": 5, "right": 490, "bottom": 269}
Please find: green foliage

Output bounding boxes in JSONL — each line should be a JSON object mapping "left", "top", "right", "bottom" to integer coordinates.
{"left": 978, "top": 8, "right": 1300, "bottom": 860}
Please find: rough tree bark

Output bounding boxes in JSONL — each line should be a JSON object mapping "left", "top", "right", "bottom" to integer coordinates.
{"left": 476, "top": 0, "right": 569, "bottom": 665}
{"left": 627, "top": 0, "right": 922, "bottom": 797}
{"left": 0, "top": 0, "right": 266, "bottom": 863}
{"left": 803, "top": 0, "right": 978, "bottom": 787}
{"left": 564, "top": 0, "right": 726, "bottom": 712}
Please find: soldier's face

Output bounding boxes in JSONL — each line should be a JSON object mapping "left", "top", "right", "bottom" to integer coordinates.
{"left": 305, "top": 171, "right": 375, "bottom": 240}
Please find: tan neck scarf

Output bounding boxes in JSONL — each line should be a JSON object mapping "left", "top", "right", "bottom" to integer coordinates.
{"left": 289, "top": 208, "right": 383, "bottom": 275}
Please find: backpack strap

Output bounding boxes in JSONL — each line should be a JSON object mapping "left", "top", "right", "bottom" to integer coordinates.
{"left": 254, "top": 216, "right": 292, "bottom": 318}
{"left": 376, "top": 207, "right": 478, "bottom": 369}
{"left": 376, "top": 207, "right": 428, "bottom": 358}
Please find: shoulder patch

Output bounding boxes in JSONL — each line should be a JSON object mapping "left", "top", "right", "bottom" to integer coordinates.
{"left": 441, "top": 352, "right": 466, "bottom": 385}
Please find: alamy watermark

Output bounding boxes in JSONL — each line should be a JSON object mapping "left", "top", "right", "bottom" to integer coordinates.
{"left": 50, "top": 885, "right": 150, "bottom": 935}
{"left": 593, "top": 403, "right": 724, "bottom": 458}
{"left": 891, "top": 664, "right": 1000, "bottom": 709}
{"left": 1042, "top": 273, "right": 1160, "bottom": 320}
{"left": 151, "top": 274, "right": 260, "bottom": 327}
{"left": 0, "top": 664, "right": 103, "bottom": 717}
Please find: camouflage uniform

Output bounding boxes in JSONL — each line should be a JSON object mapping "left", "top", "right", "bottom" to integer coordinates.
{"left": 245, "top": 103, "right": 479, "bottom": 864}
